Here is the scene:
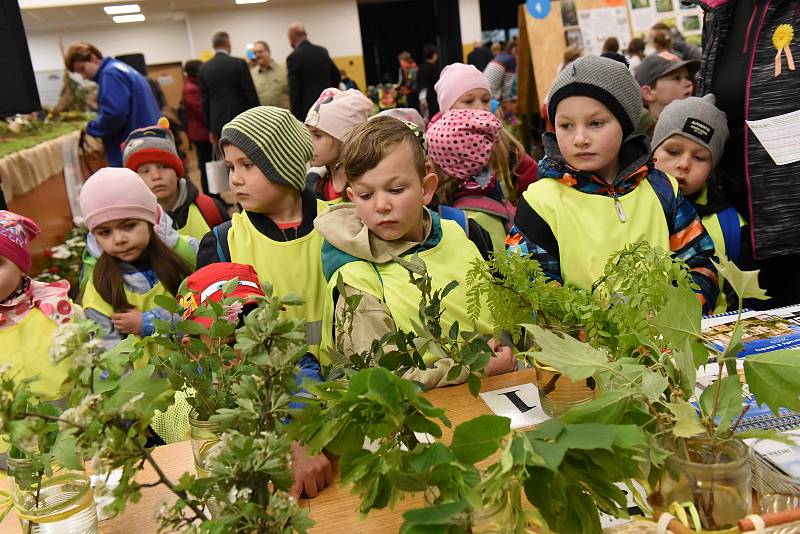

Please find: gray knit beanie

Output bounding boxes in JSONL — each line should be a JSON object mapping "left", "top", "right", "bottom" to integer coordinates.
{"left": 651, "top": 94, "right": 729, "bottom": 166}
{"left": 548, "top": 55, "right": 643, "bottom": 137}
{"left": 220, "top": 106, "right": 313, "bottom": 191}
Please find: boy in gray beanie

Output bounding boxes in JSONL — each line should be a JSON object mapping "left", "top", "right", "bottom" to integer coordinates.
{"left": 652, "top": 94, "right": 752, "bottom": 313}
{"left": 508, "top": 55, "right": 719, "bottom": 313}
{"left": 195, "top": 105, "right": 333, "bottom": 499}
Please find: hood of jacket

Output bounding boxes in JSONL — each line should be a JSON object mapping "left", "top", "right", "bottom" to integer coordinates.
{"left": 314, "top": 203, "right": 438, "bottom": 281}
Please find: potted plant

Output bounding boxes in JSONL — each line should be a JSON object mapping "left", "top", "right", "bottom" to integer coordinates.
{"left": 289, "top": 255, "right": 656, "bottom": 533}
{"left": 0, "top": 286, "right": 317, "bottom": 533}
{"left": 466, "top": 242, "right": 698, "bottom": 416}
{"left": 515, "top": 254, "right": 800, "bottom": 532}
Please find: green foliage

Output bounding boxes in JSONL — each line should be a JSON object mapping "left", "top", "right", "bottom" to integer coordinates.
{"left": 467, "top": 243, "right": 696, "bottom": 358}
{"left": 327, "top": 254, "right": 496, "bottom": 393}
{"left": 1, "top": 288, "right": 315, "bottom": 533}
{"left": 521, "top": 420, "right": 647, "bottom": 533}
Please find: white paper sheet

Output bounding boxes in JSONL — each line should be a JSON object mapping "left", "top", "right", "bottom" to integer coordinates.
{"left": 478, "top": 383, "right": 550, "bottom": 429}
{"left": 746, "top": 109, "right": 800, "bottom": 166}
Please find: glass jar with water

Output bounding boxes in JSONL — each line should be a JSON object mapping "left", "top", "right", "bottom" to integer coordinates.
{"left": 7, "top": 456, "right": 97, "bottom": 534}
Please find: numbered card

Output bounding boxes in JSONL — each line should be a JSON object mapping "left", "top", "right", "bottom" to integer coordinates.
{"left": 479, "top": 383, "right": 550, "bottom": 429}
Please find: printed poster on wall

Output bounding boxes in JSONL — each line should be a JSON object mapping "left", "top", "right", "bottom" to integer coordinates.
{"left": 628, "top": 0, "right": 704, "bottom": 44}
{"left": 577, "top": 6, "right": 631, "bottom": 56}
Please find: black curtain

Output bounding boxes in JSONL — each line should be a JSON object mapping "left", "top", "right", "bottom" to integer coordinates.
{"left": 358, "top": 0, "right": 462, "bottom": 87}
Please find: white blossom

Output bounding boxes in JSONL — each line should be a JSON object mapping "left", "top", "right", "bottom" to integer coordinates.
{"left": 60, "top": 393, "right": 102, "bottom": 430}
{"left": 50, "top": 245, "right": 72, "bottom": 260}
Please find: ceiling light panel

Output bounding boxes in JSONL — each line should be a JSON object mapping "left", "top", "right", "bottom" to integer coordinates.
{"left": 104, "top": 4, "right": 140, "bottom": 15}
{"left": 112, "top": 13, "right": 145, "bottom": 22}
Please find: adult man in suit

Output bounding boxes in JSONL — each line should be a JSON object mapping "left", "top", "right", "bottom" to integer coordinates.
{"left": 198, "top": 31, "right": 259, "bottom": 142}
{"left": 286, "top": 23, "right": 341, "bottom": 120}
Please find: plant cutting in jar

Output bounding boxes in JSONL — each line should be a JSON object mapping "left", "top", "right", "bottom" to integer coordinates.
{"left": 0, "top": 284, "right": 317, "bottom": 533}
{"left": 512, "top": 252, "right": 800, "bottom": 532}
{"left": 290, "top": 256, "right": 654, "bottom": 533}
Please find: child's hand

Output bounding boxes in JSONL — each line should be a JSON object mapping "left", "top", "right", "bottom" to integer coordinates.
{"left": 111, "top": 309, "right": 143, "bottom": 335}
{"left": 289, "top": 441, "right": 333, "bottom": 500}
{"left": 484, "top": 338, "right": 517, "bottom": 376}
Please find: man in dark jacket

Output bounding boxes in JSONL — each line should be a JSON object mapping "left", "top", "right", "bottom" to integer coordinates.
{"left": 65, "top": 41, "right": 160, "bottom": 167}
{"left": 417, "top": 44, "right": 441, "bottom": 119}
{"left": 467, "top": 42, "right": 493, "bottom": 72}
{"left": 697, "top": 0, "right": 800, "bottom": 307}
{"left": 286, "top": 23, "right": 341, "bottom": 120}
{"left": 198, "top": 31, "right": 260, "bottom": 140}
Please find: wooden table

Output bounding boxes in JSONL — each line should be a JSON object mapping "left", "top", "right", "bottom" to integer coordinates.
{"left": 0, "top": 369, "right": 537, "bottom": 533}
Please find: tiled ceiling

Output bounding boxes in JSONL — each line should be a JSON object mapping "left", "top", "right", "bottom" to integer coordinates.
{"left": 21, "top": 0, "right": 300, "bottom": 31}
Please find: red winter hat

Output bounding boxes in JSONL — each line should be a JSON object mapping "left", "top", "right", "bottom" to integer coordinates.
{"left": 0, "top": 210, "right": 40, "bottom": 273}
{"left": 122, "top": 118, "right": 185, "bottom": 177}
{"left": 179, "top": 263, "right": 265, "bottom": 327}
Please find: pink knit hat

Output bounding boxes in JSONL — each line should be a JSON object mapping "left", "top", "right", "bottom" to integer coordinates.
{"left": 427, "top": 109, "right": 501, "bottom": 187}
{"left": 79, "top": 167, "right": 158, "bottom": 231}
{"left": 0, "top": 210, "right": 40, "bottom": 273}
{"left": 304, "top": 88, "right": 374, "bottom": 142}
{"left": 434, "top": 63, "right": 489, "bottom": 113}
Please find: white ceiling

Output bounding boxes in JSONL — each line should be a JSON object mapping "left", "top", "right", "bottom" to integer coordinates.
{"left": 21, "top": 0, "right": 301, "bottom": 31}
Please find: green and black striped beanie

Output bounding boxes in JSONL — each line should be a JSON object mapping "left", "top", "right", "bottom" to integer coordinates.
{"left": 220, "top": 106, "right": 313, "bottom": 191}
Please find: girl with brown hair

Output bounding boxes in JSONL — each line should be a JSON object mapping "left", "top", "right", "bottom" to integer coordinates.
{"left": 78, "top": 168, "right": 196, "bottom": 350}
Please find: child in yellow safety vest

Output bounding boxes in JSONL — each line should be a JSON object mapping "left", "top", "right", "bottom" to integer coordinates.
{"left": 122, "top": 119, "right": 229, "bottom": 242}
{"left": 314, "top": 116, "right": 517, "bottom": 389}
{"left": 506, "top": 55, "right": 719, "bottom": 314}
{"left": 196, "top": 106, "right": 330, "bottom": 358}
{"left": 79, "top": 167, "right": 196, "bottom": 349}
{"left": 78, "top": 168, "right": 196, "bottom": 444}
{"left": 0, "top": 211, "right": 80, "bottom": 401}
{"left": 304, "top": 88, "right": 373, "bottom": 203}
{"left": 651, "top": 94, "right": 753, "bottom": 313}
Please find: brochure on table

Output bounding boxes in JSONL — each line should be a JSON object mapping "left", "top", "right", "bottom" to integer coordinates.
{"left": 702, "top": 304, "right": 800, "bottom": 357}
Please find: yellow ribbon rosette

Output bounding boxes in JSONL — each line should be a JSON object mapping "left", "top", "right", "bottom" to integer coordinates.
{"left": 772, "top": 24, "right": 795, "bottom": 76}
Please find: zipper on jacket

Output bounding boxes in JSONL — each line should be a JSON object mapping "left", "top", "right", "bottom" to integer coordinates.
{"left": 613, "top": 193, "right": 627, "bottom": 223}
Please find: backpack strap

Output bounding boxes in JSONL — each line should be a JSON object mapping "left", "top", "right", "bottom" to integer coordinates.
{"left": 646, "top": 173, "right": 678, "bottom": 236}
{"left": 194, "top": 193, "right": 225, "bottom": 229}
{"left": 717, "top": 207, "right": 742, "bottom": 263}
{"left": 212, "top": 220, "right": 233, "bottom": 262}
{"left": 438, "top": 205, "right": 469, "bottom": 237}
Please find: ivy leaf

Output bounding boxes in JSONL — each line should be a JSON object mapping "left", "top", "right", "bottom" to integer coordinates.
{"left": 220, "top": 277, "right": 240, "bottom": 296}
{"left": 719, "top": 319, "right": 745, "bottom": 368}
{"left": 106, "top": 365, "right": 172, "bottom": 413}
{"left": 667, "top": 400, "right": 704, "bottom": 438}
{"left": 154, "top": 294, "right": 182, "bottom": 314}
{"left": 440, "top": 280, "right": 459, "bottom": 301}
{"left": 714, "top": 257, "right": 769, "bottom": 302}
{"left": 177, "top": 320, "right": 208, "bottom": 336}
{"left": 653, "top": 285, "right": 703, "bottom": 350}
{"left": 401, "top": 500, "right": 468, "bottom": 526}
{"left": 736, "top": 429, "right": 796, "bottom": 445}
{"left": 744, "top": 350, "right": 800, "bottom": 414}
{"left": 562, "top": 390, "right": 633, "bottom": 425}
{"left": 520, "top": 324, "right": 610, "bottom": 381}
{"left": 466, "top": 373, "right": 481, "bottom": 397}
{"left": 52, "top": 433, "right": 82, "bottom": 471}
{"left": 450, "top": 415, "right": 510, "bottom": 464}
{"left": 698, "top": 375, "right": 742, "bottom": 435}
{"left": 640, "top": 372, "right": 669, "bottom": 402}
